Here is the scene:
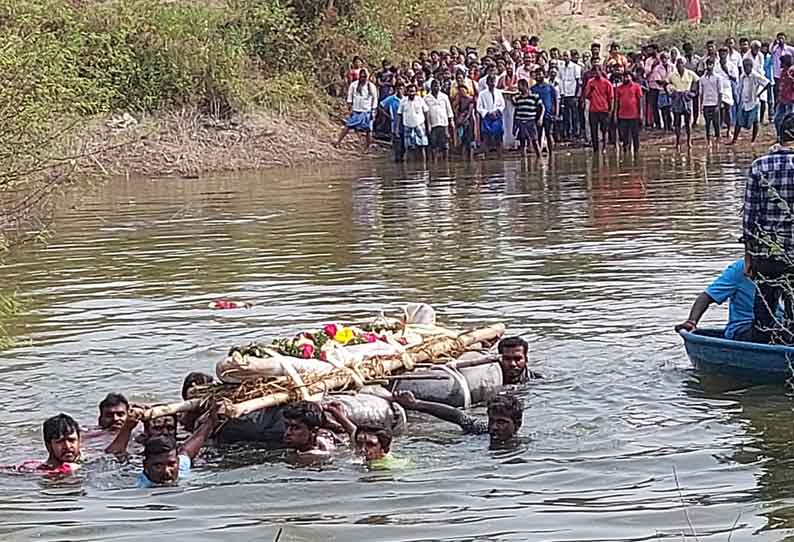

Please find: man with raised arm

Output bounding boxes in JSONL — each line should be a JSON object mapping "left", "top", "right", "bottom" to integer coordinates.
{"left": 393, "top": 391, "right": 523, "bottom": 448}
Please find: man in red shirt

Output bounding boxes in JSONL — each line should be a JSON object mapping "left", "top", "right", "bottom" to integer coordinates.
{"left": 584, "top": 64, "right": 614, "bottom": 153}
{"left": 615, "top": 71, "right": 643, "bottom": 156}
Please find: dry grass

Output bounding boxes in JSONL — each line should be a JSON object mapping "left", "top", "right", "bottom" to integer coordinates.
{"left": 73, "top": 108, "right": 366, "bottom": 178}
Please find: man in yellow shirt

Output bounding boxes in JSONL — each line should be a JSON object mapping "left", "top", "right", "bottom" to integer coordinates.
{"left": 666, "top": 57, "right": 700, "bottom": 150}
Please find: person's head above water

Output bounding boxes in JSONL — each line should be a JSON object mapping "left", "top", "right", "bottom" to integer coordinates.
{"left": 487, "top": 395, "right": 523, "bottom": 444}
{"left": 98, "top": 393, "right": 129, "bottom": 431}
{"left": 144, "top": 414, "right": 178, "bottom": 441}
{"left": 143, "top": 435, "right": 180, "bottom": 485}
{"left": 497, "top": 337, "right": 528, "bottom": 384}
{"left": 282, "top": 400, "right": 325, "bottom": 452}
{"left": 179, "top": 372, "right": 214, "bottom": 431}
{"left": 181, "top": 372, "right": 214, "bottom": 401}
{"left": 353, "top": 424, "right": 392, "bottom": 461}
{"left": 43, "top": 413, "right": 81, "bottom": 467}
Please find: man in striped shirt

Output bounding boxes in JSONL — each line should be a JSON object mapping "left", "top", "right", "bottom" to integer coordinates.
{"left": 512, "top": 78, "right": 544, "bottom": 158}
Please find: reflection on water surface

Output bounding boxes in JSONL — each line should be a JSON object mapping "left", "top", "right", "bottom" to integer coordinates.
{"left": 1, "top": 150, "right": 793, "bottom": 541}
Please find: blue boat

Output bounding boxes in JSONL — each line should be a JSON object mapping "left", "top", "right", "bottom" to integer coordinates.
{"left": 679, "top": 328, "right": 794, "bottom": 383}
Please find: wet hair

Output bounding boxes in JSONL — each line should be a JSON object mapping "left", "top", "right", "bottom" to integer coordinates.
{"left": 783, "top": 54, "right": 793, "bottom": 69}
{"left": 487, "top": 395, "right": 523, "bottom": 429}
{"left": 706, "top": 40, "right": 716, "bottom": 47}
{"left": 43, "top": 413, "right": 81, "bottom": 443}
{"left": 781, "top": 113, "right": 794, "bottom": 144}
{"left": 99, "top": 393, "right": 129, "bottom": 412}
{"left": 144, "top": 414, "right": 178, "bottom": 434}
{"left": 144, "top": 435, "right": 178, "bottom": 459}
{"left": 182, "top": 372, "right": 214, "bottom": 400}
{"left": 499, "top": 337, "right": 528, "bottom": 357}
{"left": 529, "top": 36, "right": 539, "bottom": 45}
{"left": 282, "top": 400, "right": 325, "bottom": 429}
{"left": 354, "top": 424, "right": 393, "bottom": 452}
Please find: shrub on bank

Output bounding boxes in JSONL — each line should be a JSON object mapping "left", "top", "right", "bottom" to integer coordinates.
{"left": 0, "top": 0, "right": 460, "bottom": 117}
{"left": 651, "top": 19, "right": 794, "bottom": 50}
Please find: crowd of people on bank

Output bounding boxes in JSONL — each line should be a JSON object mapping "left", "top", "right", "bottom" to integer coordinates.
{"left": 6, "top": 337, "right": 537, "bottom": 487}
{"left": 337, "top": 33, "right": 794, "bottom": 159}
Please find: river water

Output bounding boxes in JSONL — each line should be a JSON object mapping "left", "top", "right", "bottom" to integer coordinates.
{"left": 1, "top": 150, "right": 793, "bottom": 541}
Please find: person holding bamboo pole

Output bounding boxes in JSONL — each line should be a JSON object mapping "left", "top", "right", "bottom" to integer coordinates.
{"left": 106, "top": 405, "right": 219, "bottom": 487}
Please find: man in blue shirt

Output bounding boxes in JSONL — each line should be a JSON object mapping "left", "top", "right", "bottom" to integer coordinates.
{"left": 531, "top": 68, "right": 558, "bottom": 154}
{"left": 675, "top": 259, "right": 758, "bottom": 340}
{"left": 379, "top": 82, "right": 405, "bottom": 162}
{"left": 106, "top": 405, "right": 218, "bottom": 487}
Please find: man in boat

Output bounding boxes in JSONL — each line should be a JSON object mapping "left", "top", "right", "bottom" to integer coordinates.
{"left": 675, "top": 259, "right": 757, "bottom": 340}
{"left": 282, "top": 400, "right": 337, "bottom": 458}
{"left": 393, "top": 391, "right": 523, "bottom": 448}
{"left": 97, "top": 393, "right": 129, "bottom": 432}
{"left": 17, "top": 414, "right": 82, "bottom": 475}
{"left": 743, "top": 112, "right": 794, "bottom": 343}
{"left": 497, "top": 337, "right": 541, "bottom": 384}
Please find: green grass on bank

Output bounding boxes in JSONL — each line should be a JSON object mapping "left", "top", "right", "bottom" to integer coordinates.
{"left": 0, "top": 0, "right": 458, "bottom": 118}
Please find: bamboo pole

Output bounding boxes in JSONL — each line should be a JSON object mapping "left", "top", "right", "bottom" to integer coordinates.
{"left": 224, "top": 324, "right": 505, "bottom": 418}
{"left": 147, "top": 323, "right": 505, "bottom": 420}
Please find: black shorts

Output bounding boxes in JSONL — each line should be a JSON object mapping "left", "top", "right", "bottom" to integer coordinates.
{"left": 429, "top": 126, "right": 449, "bottom": 150}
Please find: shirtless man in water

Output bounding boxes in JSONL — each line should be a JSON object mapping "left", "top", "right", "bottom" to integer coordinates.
{"left": 282, "top": 401, "right": 336, "bottom": 459}
{"left": 97, "top": 393, "right": 129, "bottom": 432}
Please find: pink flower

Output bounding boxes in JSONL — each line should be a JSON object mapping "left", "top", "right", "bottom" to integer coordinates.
{"left": 323, "top": 324, "right": 338, "bottom": 338}
{"left": 363, "top": 332, "right": 378, "bottom": 343}
{"left": 298, "top": 344, "right": 315, "bottom": 359}
{"left": 319, "top": 351, "right": 328, "bottom": 362}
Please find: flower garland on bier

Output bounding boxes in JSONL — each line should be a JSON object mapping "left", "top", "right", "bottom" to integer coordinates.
{"left": 271, "top": 323, "right": 407, "bottom": 361}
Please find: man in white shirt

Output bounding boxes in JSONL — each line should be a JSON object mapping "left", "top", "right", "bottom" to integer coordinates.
{"left": 516, "top": 54, "right": 536, "bottom": 83}
{"left": 337, "top": 69, "right": 378, "bottom": 149}
{"left": 725, "top": 37, "right": 743, "bottom": 70}
{"left": 558, "top": 50, "right": 582, "bottom": 140}
{"left": 398, "top": 83, "right": 429, "bottom": 161}
{"left": 424, "top": 79, "right": 454, "bottom": 160}
{"left": 699, "top": 58, "right": 725, "bottom": 145}
{"left": 730, "top": 57, "right": 770, "bottom": 144}
{"left": 477, "top": 75, "right": 506, "bottom": 158}
{"left": 715, "top": 47, "right": 739, "bottom": 137}
{"left": 745, "top": 40, "right": 769, "bottom": 122}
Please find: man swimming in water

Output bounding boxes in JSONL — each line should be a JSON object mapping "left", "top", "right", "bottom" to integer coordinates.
{"left": 18, "top": 414, "right": 82, "bottom": 475}
{"left": 393, "top": 391, "right": 523, "bottom": 447}
{"left": 138, "top": 407, "right": 218, "bottom": 488}
{"left": 282, "top": 401, "right": 336, "bottom": 458}
{"left": 323, "top": 402, "right": 394, "bottom": 464}
{"left": 497, "top": 337, "right": 540, "bottom": 383}
{"left": 104, "top": 405, "right": 218, "bottom": 486}
{"left": 97, "top": 393, "right": 129, "bottom": 432}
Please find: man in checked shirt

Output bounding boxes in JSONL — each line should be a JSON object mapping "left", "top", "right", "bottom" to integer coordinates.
{"left": 743, "top": 113, "right": 794, "bottom": 343}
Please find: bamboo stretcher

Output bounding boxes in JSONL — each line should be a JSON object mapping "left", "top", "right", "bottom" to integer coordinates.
{"left": 144, "top": 323, "right": 505, "bottom": 420}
